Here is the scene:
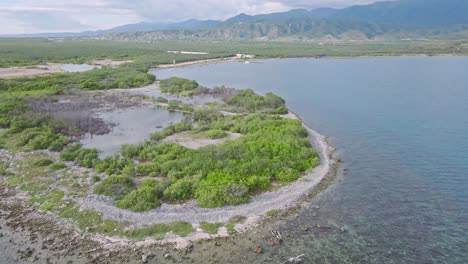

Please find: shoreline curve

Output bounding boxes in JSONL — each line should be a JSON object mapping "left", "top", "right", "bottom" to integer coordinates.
{"left": 79, "top": 116, "right": 335, "bottom": 228}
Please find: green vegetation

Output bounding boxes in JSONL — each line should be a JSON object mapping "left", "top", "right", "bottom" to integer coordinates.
{"left": 200, "top": 222, "right": 223, "bottom": 235}
{"left": 60, "top": 144, "right": 99, "bottom": 168}
{"left": 125, "top": 222, "right": 194, "bottom": 239}
{"left": 50, "top": 162, "right": 67, "bottom": 170}
{"left": 0, "top": 40, "right": 330, "bottom": 239}
{"left": 226, "top": 223, "right": 236, "bottom": 234}
{"left": 224, "top": 89, "right": 286, "bottom": 113}
{"left": 96, "top": 111, "right": 318, "bottom": 210}
{"left": 202, "top": 129, "right": 228, "bottom": 139}
{"left": 115, "top": 179, "right": 163, "bottom": 212}
{"left": 150, "top": 122, "right": 193, "bottom": 141}
{"left": 0, "top": 161, "right": 9, "bottom": 175}
{"left": 93, "top": 175, "right": 135, "bottom": 200}
{"left": 33, "top": 158, "right": 54, "bottom": 167}
{"left": 160, "top": 77, "right": 199, "bottom": 96}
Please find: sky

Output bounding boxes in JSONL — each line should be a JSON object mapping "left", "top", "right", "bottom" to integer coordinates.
{"left": 0, "top": 0, "right": 387, "bottom": 34}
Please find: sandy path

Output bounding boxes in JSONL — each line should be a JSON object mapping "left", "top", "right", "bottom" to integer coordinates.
{"left": 162, "top": 132, "right": 242, "bottom": 149}
{"left": 155, "top": 57, "right": 238, "bottom": 69}
{"left": 79, "top": 122, "right": 334, "bottom": 227}
{"left": 0, "top": 64, "right": 64, "bottom": 78}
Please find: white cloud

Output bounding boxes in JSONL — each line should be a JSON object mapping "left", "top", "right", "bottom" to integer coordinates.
{"left": 0, "top": 0, "right": 387, "bottom": 34}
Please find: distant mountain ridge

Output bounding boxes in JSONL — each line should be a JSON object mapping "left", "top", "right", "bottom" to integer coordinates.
{"left": 2, "top": 0, "right": 468, "bottom": 40}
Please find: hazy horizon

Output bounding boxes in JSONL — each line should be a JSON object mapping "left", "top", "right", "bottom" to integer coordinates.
{"left": 0, "top": 0, "right": 390, "bottom": 34}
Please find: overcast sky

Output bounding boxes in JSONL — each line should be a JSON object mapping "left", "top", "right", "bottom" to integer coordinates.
{"left": 0, "top": 0, "right": 388, "bottom": 34}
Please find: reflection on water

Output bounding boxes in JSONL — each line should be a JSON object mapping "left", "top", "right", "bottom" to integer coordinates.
{"left": 80, "top": 106, "right": 183, "bottom": 157}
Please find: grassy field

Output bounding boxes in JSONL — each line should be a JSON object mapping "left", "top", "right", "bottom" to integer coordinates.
{"left": 1, "top": 38, "right": 468, "bottom": 67}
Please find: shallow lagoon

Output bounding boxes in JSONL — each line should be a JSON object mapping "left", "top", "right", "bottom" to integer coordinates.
{"left": 80, "top": 106, "right": 183, "bottom": 157}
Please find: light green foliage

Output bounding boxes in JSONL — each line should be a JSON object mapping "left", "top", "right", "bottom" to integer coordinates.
{"left": 33, "top": 158, "right": 54, "bottom": 167}
{"left": 0, "top": 161, "right": 9, "bottom": 175}
{"left": 203, "top": 129, "right": 228, "bottom": 139}
{"left": 166, "top": 100, "right": 195, "bottom": 112}
{"left": 193, "top": 109, "right": 224, "bottom": 124}
{"left": 93, "top": 175, "right": 135, "bottom": 200}
{"left": 91, "top": 175, "right": 101, "bottom": 183}
{"left": 163, "top": 177, "right": 194, "bottom": 201}
{"left": 16, "top": 126, "right": 68, "bottom": 151}
{"left": 60, "top": 144, "right": 99, "bottom": 168}
{"left": 226, "top": 223, "right": 236, "bottom": 234}
{"left": 150, "top": 122, "right": 192, "bottom": 141}
{"left": 200, "top": 222, "right": 223, "bottom": 235}
{"left": 50, "top": 162, "right": 67, "bottom": 170}
{"left": 116, "top": 185, "right": 161, "bottom": 212}
{"left": 125, "top": 221, "right": 194, "bottom": 239}
{"left": 224, "top": 89, "right": 286, "bottom": 113}
{"left": 29, "top": 189, "right": 64, "bottom": 211}
{"left": 121, "top": 114, "right": 318, "bottom": 208}
{"left": 120, "top": 144, "right": 142, "bottom": 159}
{"left": 266, "top": 209, "right": 279, "bottom": 217}
{"left": 95, "top": 155, "right": 135, "bottom": 176}
{"left": 160, "top": 77, "right": 199, "bottom": 96}
{"left": 272, "top": 106, "right": 289, "bottom": 115}
{"left": 168, "top": 222, "right": 195, "bottom": 237}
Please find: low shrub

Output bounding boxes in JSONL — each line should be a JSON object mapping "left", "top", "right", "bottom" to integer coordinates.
{"left": 116, "top": 185, "right": 161, "bottom": 212}
{"left": 93, "top": 176, "right": 135, "bottom": 200}
{"left": 203, "top": 129, "right": 228, "bottom": 139}
{"left": 33, "top": 158, "right": 54, "bottom": 167}
{"left": 160, "top": 77, "right": 199, "bottom": 96}
{"left": 200, "top": 222, "right": 223, "bottom": 235}
{"left": 60, "top": 144, "right": 99, "bottom": 168}
{"left": 163, "top": 178, "right": 193, "bottom": 201}
{"left": 50, "top": 162, "right": 67, "bottom": 170}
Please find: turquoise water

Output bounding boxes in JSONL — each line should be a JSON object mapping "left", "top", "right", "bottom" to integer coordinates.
{"left": 153, "top": 57, "right": 468, "bottom": 263}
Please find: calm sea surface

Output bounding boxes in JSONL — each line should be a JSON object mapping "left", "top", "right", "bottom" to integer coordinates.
{"left": 153, "top": 57, "right": 468, "bottom": 263}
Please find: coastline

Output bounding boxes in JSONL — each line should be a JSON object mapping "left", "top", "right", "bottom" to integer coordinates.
{"left": 0, "top": 57, "right": 339, "bottom": 251}
{"left": 152, "top": 53, "right": 468, "bottom": 71}
{"left": 154, "top": 56, "right": 239, "bottom": 69}
{"left": 78, "top": 114, "right": 334, "bottom": 225}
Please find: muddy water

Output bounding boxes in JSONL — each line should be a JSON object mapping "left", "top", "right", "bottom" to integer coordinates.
{"left": 80, "top": 106, "right": 183, "bottom": 157}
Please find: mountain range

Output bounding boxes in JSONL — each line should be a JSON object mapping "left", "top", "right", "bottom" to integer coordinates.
{"left": 4, "top": 0, "right": 468, "bottom": 41}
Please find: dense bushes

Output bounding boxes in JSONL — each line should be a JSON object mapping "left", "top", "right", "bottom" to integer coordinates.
{"left": 166, "top": 100, "right": 195, "bottom": 112}
{"left": 163, "top": 177, "right": 194, "bottom": 201}
{"left": 203, "top": 129, "right": 228, "bottom": 139}
{"left": 150, "top": 122, "right": 192, "bottom": 141}
{"left": 121, "top": 114, "right": 318, "bottom": 208}
{"left": 0, "top": 65, "right": 155, "bottom": 93}
{"left": 224, "top": 89, "right": 286, "bottom": 113}
{"left": 160, "top": 77, "right": 199, "bottom": 96}
{"left": 94, "top": 175, "right": 136, "bottom": 200}
{"left": 89, "top": 113, "right": 318, "bottom": 209}
{"left": 60, "top": 144, "right": 99, "bottom": 168}
{"left": 16, "top": 126, "right": 68, "bottom": 151}
{"left": 116, "top": 185, "right": 161, "bottom": 212}
{"left": 33, "top": 158, "right": 55, "bottom": 167}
